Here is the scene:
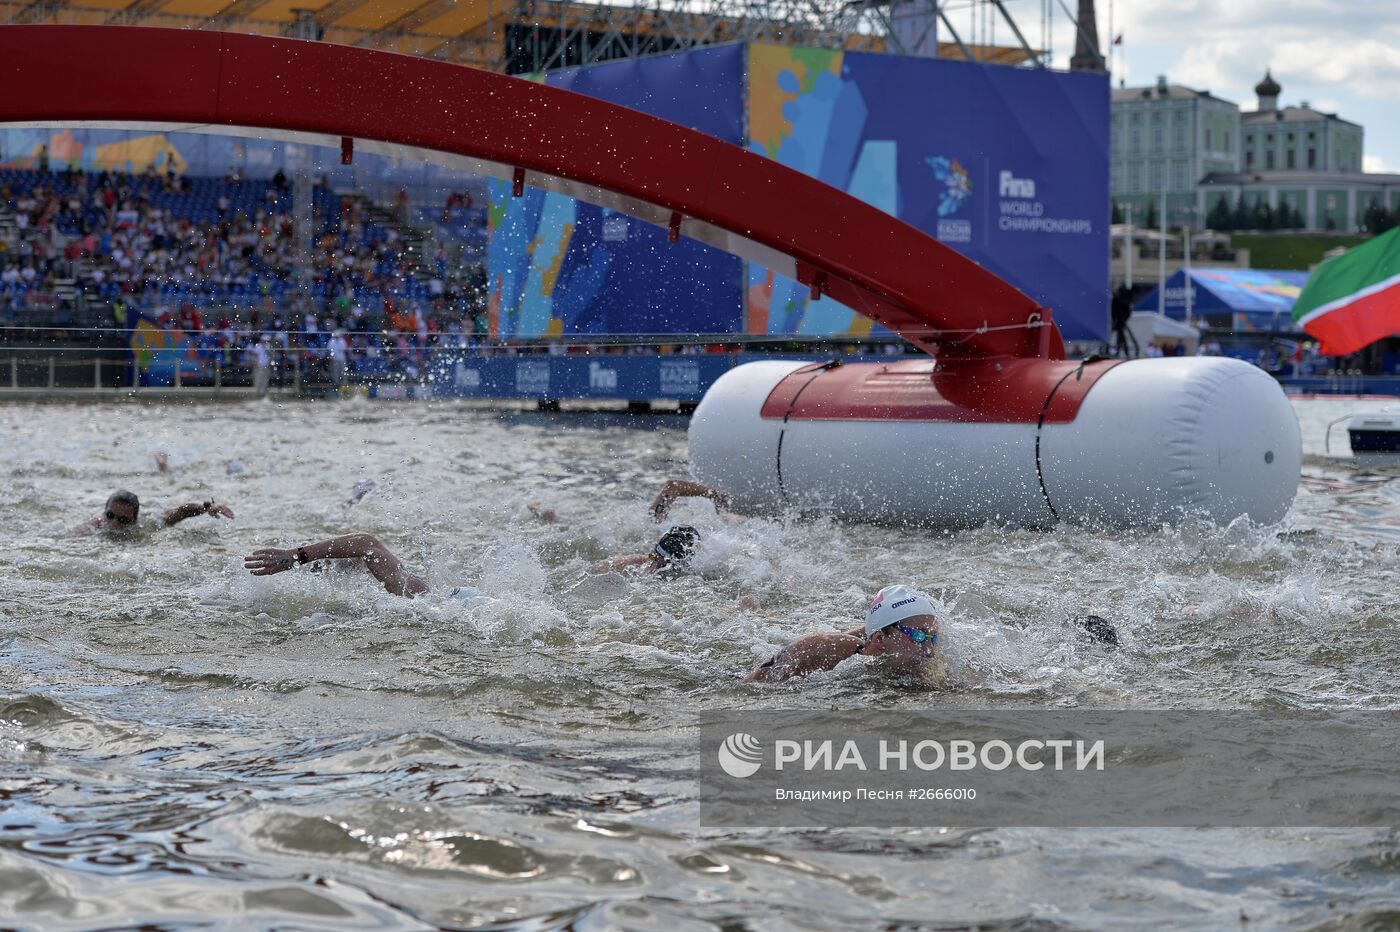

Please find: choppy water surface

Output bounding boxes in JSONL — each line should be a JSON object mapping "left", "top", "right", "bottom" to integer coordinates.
{"left": 2, "top": 396, "right": 1398, "bottom": 929}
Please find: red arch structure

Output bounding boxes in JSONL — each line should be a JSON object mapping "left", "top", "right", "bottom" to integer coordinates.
{"left": 0, "top": 24, "right": 1064, "bottom": 361}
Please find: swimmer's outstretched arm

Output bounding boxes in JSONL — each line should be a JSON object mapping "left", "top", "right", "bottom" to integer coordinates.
{"left": 744, "top": 631, "right": 864, "bottom": 684}
{"left": 592, "top": 553, "right": 655, "bottom": 574}
{"left": 163, "top": 500, "right": 235, "bottom": 526}
{"left": 244, "top": 533, "right": 429, "bottom": 598}
{"left": 649, "top": 478, "right": 734, "bottom": 522}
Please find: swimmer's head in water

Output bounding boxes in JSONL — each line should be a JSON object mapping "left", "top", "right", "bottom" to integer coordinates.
{"left": 864, "top": 585, "right": 936, "bottom": 635}
{"left": 653, "top": 525, "right": 700, "bottom": 569}
{"left": 1071, "top": 614, "right": 1119, "bottom": 646}
{"left": 103, "top": 490, "right": 140, "bottom": 529}
{"left": 863, "top": 585, "right": 942, "bottom": 673}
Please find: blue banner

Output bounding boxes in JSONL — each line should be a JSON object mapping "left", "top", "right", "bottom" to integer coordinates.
{"left": 424, "top": 353, "right": 741, "bottom": 401}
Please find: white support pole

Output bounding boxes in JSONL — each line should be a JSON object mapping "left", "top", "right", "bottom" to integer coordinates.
{"left": 1184, "top": 223, "right": 1193, "bottom": 324}
{"left": 1158, "top": 188, "right": 1167, "bottom": 317}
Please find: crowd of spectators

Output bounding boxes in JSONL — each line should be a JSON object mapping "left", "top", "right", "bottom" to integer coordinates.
{"left": 0, "top": 164, "right": 489, "bottom": 378}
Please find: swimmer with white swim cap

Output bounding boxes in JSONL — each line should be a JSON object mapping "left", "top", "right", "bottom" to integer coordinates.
{"left": 745, "top": 588, "right": 1121, "bottom": 683}
{"left": 745, "top": 585, "right": 944, "bottom": 683}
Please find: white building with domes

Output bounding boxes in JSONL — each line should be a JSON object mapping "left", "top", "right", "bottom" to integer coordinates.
{"left": 1112, "top": 69, "right": 1400, "bottom": 232}
{"left": 1239, "top": 70, "right": 1361, "bottom": 174}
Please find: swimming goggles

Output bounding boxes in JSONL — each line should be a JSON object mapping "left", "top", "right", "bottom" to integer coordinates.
{"left": 894, "top": 624, "right": 937, "bottom": 647}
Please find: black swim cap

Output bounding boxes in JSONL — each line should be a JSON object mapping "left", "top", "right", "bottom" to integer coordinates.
{"left": 1072, "top": 614, "right": 1119, "bottom": 646}
{"left": 654, "top": 525, "right": 700, "bottom": 567}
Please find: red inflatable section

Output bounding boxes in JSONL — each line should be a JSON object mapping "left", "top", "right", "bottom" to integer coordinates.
{"left": 0, "top": 24, "right": 1055, "bottom": 361}
{"left": 759, "top": 358, "right": 1123, "bottom": 424}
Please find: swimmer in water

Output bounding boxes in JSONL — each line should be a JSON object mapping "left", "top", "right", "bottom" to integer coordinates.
{"left": 343, "top": 479, "right": 377, "bottom": 508}
{"left": 649, "top": 478, "right": 743, "bottom": 524}
{"left": 745, "top": 590, "right": 1121, "bottom": 683}
{"left": 244, "top": 533, "right": 430, "bottom": 597}
{"left": 76, "top": 490, "right": 236, "bottom": 535}
{"left": 527, "top": 478, "right": 741, "bottom": 527}
{"left": 594, "top": 525, "right": 701, "bottom": 574}
{"left": 745, "top": 585, "right": 942, "bottom": 683}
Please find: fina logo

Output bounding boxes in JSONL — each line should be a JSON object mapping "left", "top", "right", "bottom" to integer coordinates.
{"left": 998, "top": 170, "right": 1037, "bottom": 198}
{"left": 589, "top": 361, "right": 618, "bottom": 390}
{"left": 718, "top": 733, "right": 763, "bottom": 779}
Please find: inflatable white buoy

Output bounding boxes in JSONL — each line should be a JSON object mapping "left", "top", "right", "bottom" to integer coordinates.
{"left": 688, "top": 357, "right": 1300, "bottom": 528}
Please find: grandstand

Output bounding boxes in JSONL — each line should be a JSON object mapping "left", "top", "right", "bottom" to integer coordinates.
{"left": 0, "top": 163, "right": 489, "bottom": 390}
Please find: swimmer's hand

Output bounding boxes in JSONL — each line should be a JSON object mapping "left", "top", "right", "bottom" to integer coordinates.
{"left": 163, "top": 500, "right": 234, "bottom": 526}
{"left": 649, "top": 478, "right": 732, "bottom": 521}
{"left": 246, "top": 534, "right": 428, "bottom": 597}
{"left": 527, "top": 501, "right": 558, "bottom": 523}
{"left": 343, "top": 479, "right": 377, "bottom": 507}
{"left": 245, "top": 547, "right": 296, "bottom": 576}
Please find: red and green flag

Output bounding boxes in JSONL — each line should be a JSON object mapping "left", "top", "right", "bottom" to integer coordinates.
{"left": 1293, "top": 227, "right": 1400, "bottom": 355}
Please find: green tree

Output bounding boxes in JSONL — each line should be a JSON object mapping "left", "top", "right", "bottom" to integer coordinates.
{"left": 1206, "top": 194, "right": 1232, "bottom": 231}
{"left": 1231, "top": 195, "right": 1251, "bottom": 230}
{"left": 1144, "top": 200, "right": 1158, "bottom": 230}
{"left": 1111, "top": 199, "right": 1123, "bottom": 224}
{"left": 1363, "top": 198, "right": 1388, "bottom": 235}
{"left": 1253, "top": 200, "right": 1276, "bottom": 231}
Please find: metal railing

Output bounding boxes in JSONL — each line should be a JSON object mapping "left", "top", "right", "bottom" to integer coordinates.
{"left": 0, "top": 336, "right": 918, "bottom": 397}
{"left": 0, "top": 348, "right": 322, "bottom": 394}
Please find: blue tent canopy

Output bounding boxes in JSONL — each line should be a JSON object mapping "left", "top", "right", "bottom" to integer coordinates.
{"left": 1134, "top": 269, "right": 1309, "bottom": 329}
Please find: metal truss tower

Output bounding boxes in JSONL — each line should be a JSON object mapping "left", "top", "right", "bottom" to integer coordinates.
{"left": 494, "top": 0, "right": 1068, "bottom": 75}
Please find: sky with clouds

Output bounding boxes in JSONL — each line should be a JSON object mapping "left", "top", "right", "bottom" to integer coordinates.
{"left": 1034, "top": 0, "right": 1400, "bottom": 173}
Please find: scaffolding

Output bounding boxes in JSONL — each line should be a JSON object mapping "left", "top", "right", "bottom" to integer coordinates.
{"left": 0, "top": 0, "right": 1086, "bottom": 74}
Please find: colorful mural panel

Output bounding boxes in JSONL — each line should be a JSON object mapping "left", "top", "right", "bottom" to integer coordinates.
{"left": 485, "top": 44, "right": 747, "bottom": 339}
{"left": 744, "top": 43, "right": 1110, "bottom": 341}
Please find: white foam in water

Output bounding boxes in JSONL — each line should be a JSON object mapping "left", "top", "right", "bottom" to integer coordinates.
{"left": 1, "top": 398, "right": 1398, "bottom": 927}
